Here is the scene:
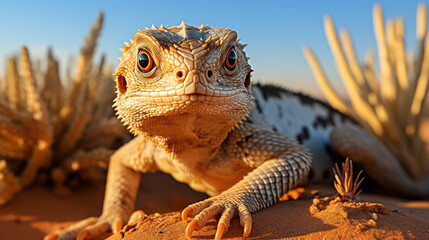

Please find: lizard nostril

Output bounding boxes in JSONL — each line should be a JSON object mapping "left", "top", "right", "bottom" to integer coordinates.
{"left": 117, "top": 74, "right": 127, "bottom": 94}
{"left": 175, "top": 69, "right": 186, "bottom": 82}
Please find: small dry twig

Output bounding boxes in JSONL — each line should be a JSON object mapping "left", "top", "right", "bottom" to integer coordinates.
{"left": 333, "top": 158, "right": 364, "bottom": 201}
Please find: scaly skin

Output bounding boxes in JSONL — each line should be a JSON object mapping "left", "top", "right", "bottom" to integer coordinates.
{"left": 46, "top": 22, "right": 429, "bottom": 240}
{"left": 45, "top": 22, "right": 312, "bottom": 240}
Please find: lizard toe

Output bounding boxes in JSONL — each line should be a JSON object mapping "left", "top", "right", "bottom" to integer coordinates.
{"left": 128, "top": 210, "right": 145, "bottom": 224}
{"left": 44, "top": 217, "right": 97, "bottom": 240}
{"left": 185, "top": 204, "right": 223, "bottom": 237}
{"left": 181, "top": 199, "right": 213, "bottom": 221}
{"left": 214, "top": 222, "right": 226, "bottom": 240}
{"left": 185, "top": 219, "right": 199, "bottom": 238}
{"left": 182, "top": 206, "right": 194, "bottom": 221}
{"left": 238, "top": 206, "right": 252, "bottom": 237}
{"left": 183, "top": 197, "right": 253, "bottom": 239}
{"left": 45, "top": 213, "right": 130, "bottom": 240}
{"left": 77, "top": 221, "right": 110, "bottom": 240}
{"left": 215, "top": 207, "right": 236, "bottom": 240}
{"left": 112, "top": 218, "right": 124, "bottom": 234}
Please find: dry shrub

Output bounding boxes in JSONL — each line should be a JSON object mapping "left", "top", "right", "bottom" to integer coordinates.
{"left": 304, "top": 3, "right": 429, "bottom": 180}
{"left": 0, "top": 13, "right": 131, "bottom": 205}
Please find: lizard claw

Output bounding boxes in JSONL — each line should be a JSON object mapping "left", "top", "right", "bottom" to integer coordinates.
{"left": 112, "top": 218, "right": 123, "bottom": 234}
{"left": 238, "top": 206, "right": 252, "bottom": 237}
{"left": 182, "top": 200, "right": 213, "bottom": 221}
{"left": 128, "top": 210, "right": 145, "bottom": 224}
{"left": 45, "top": 217, "right": 98, "bottom": 240}
{"left": 215, "top": 207, "right": 236, "bottom": 239}
{"left": 77, "top": 221, "right": 110, "bottom": 240}
{"left": 214, "top": 222, "right": 226, "bottom": 240}
{"left": 185, "top": 204, "right": 223, "bottom": 238}
{"left": 182, "top": 197, "right": 253, "bottom": 239}
{"left": 185, "top": 219, "right": 199, "bottom": 238}
{"left": 181, "top": 206, "right": 194, "bottom": 221}
{"left": 44, "top": 212, "right": 130, "bottom": 240}
{"left": 242, "top": 214, "right": 252, "bottom": 237}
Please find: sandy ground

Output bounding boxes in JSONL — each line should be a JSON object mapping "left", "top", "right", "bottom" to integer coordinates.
{"left": 107, "top": 192, "right": 429, "bottom": 240}
{"left": 0, "top": 172, "right": 207, "bottom": 240}
{"left": 1, "top": 120, "right": 429, "bottom": 239}
{"left": 0, "top": 172, "right": 428, "bottom": 240}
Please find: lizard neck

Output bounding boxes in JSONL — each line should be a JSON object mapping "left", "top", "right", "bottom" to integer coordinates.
{"left": 137, "top": 111, "right": 235, "bottom": 158}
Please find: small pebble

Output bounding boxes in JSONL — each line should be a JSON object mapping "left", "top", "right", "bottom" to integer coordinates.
{"left": 367, "top": 219, "right": 377, "bottom": 227}
{"left": 371, "top": 212, "right": 378, "bottom": 221}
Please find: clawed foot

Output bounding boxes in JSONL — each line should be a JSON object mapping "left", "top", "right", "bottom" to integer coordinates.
{"left": 182, "top": 197, "right": 252, "bottom": 240}
{"left": 44, "top": 210, "right": 145, "bottom": 240}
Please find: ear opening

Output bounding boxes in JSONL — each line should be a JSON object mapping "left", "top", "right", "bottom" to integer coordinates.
{"left": 244, "top": 72, "right": 251, "bottom": 89}
{"left": 117, "top": 74, "right": 127, "bottom": 94}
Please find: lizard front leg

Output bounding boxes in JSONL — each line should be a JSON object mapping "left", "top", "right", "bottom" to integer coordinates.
{"left": 182, "top": 123, "right": 312, "bottom": 239}
{"left": 45, "top": 135, "right": 159, "bottom": 240}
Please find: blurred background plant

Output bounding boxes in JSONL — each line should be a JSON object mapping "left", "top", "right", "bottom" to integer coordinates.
{"left": 0, "top": 13, "right": 131, "bottom": 205}
{"left": 304, "top": 3, "right": 429, "bottom": 181}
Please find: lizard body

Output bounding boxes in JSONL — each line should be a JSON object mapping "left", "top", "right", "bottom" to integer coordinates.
{"left": 46, "top": 22, "right": 429, "bottom": 240}
{"left": 251, "top": 84, "right": 352, "bottom": 182}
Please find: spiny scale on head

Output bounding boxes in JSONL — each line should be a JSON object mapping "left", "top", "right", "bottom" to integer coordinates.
{"left": 119, "top": 39, "right": 134, "bottom": 54}
{"left": 121, "top": 22, "right": 239, "bottom": 51}
{"left": 177, "top": 21, "right": 189, "bottom": 40}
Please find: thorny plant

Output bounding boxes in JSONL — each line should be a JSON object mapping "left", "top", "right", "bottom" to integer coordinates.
{"left": 0, "top": 13, "right": 131, "bottom": 205}
{"left": 304, "top": 3, "right": 429, "bottom": 180}
{"left": 333, "top": 158, "right": 364, "bottom": 201}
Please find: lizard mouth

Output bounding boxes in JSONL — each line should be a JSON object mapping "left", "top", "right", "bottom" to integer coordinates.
{"left": 127, "top": 88, "right": 247, "bottom": 102}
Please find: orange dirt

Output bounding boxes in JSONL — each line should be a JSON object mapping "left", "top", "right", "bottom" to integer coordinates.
{"left": 1, "top": 119, "right": 429, "bottom": 239}
{"left": 0, "top": 174, "right": 428, "bottom": 240}
{"left": 105, "top": 186, "right": 429, "bottom": 240}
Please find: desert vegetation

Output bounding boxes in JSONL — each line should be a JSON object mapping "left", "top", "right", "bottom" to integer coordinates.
{"left": 304, "top": 3, "right": 429, "bottom": 181}
{"left": 0, "top": 13, "right": 130, "bottom": 205}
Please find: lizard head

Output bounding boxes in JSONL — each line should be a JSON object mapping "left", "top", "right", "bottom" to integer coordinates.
{"left": 113, "top": 22, "right": 253, "bottom": 141}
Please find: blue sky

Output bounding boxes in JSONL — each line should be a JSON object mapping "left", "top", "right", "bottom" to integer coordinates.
{"left": 0, "top": 0, "right": 426, "bottom": 96}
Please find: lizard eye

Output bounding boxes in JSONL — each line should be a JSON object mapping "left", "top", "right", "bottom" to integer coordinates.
{"left": 137, "top": 49, "right": 154, "bottom": 73}
{"left": 224, "top": 48, "right": 237, "bottom": 71}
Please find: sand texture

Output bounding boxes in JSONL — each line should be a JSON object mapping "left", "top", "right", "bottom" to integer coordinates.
{"left": 107, "top": 189, "right": 429, "bottom": 240}
{"left": 0, "top": 172, "right": 428, "bottom": 240}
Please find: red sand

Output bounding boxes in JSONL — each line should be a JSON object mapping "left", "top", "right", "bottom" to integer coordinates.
{"left": 0, "top": 173, "right": 428, "bottom": 240}
{"left": 106, "top": 186, "right": 429, "bottom": 240}
{"left": 1, "top": 119, "right": 429, "bottom": 239}
{"left": 0, "top": 172, "right": 207, "bottom": 240}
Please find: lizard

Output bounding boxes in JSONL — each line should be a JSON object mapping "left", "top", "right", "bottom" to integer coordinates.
{"left": 45, "top": 22, "right": 429, "bottom": 240}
